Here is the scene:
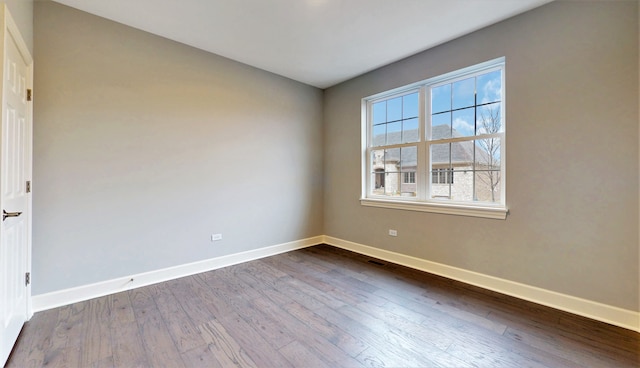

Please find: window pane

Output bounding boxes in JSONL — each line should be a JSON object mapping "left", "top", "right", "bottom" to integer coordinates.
{"left": 401, "top": 170, "right": 416, "bottom": 196}
{"left": 476, "top": 102, "right": 502, "bottom": 135}
{"left": 451, "top": 170, "right": 474, "bottom": 202}
{"left": 401, "top": 172, "right": 417, "bottom": 196}
{"left": 431, "top": 84, "right": 451, "bottom": 114}
{"left": 371, "top": 149, "right": 385, "bottom": 171}
{"left": 431, "top": 168, "right": 450, "bottom": 199}
{"left": 402, "top": 118, "right": 419, "bottom": 143}
{"left": 452, "top": 107, "right": 475, "bottom": 137}
{"left": 385, "top": 147, "right": 400, "bottom": 196}
{"left": 403, "top": 92, "right": 419, "bottom": 119}
{"left": 371, "top": 149, "right": 385, "bottom": 195}
{"left": 385, "top": 148, "right": 400, "bottom": 166}
{"left": 384, "top": 172, "right": 399, "bottom": 195}
{"left": 431, "top": 112, "right": 451, "bottom": 139}
{"left": 477, "top": 70, "right": 502, "bottom": 104}
{"left": 371, "top": 172, "right": 384, "bottom": 195}
{"left": 385, "top": 147, "right": 400, "bottom": 197}
{"left": 451, "top": 140, "right": 475, "bottom": 167}
{"left": 386, "top": 121, "right": 402, "bottom": 145}
{"left": 431, "top": 143, "right": 450, "bottom": 166}
{"left": 400, "top": 146, "right": 417, "bottom": 171}
{"left": 387, "top": 97, "right": 402, "bottom": 122}
{"left": 373, "top": 101, "right": 386, "bottom": 125}
{"left": 431, "top": 179, "right": 450, "bottom": 198}
{"left": 452, "top": 77, "right": 475, "bottom": 109}
{"left": 372, "top": 124, "right": 386, "bottom": 147}
{"left": 475, "top": 171, "right": 501, "bottom": 202}
{"left": 475, "top": 137, "right": 501, "bottom": 170}
{"left": 448, "top": 166, "right": 470, "bottom": 202}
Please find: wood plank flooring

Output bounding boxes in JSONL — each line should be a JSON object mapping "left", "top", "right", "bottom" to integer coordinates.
{"left": 6, "top": 244, "right": 639, "bottom": 367}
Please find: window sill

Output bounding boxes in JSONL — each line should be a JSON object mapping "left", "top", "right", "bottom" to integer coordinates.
{"left": 360, "top": 197, "right": 508, "bottom": 220}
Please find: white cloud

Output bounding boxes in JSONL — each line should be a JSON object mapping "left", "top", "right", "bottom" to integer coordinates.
{"left": 453, "top": 117, "right": 474, "bottom": 135}
{"left": 481, "top": 79, "right": 502, "bottom": 104}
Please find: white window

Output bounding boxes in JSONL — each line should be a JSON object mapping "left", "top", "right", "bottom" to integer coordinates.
{"left": 404, "top": 172, "right": 416, "bottom": 184}
{"left": 432, "top": 168, "right": 453, "bottom": 184}
{"left": 361, "top": 58, "right": 507, "bottom": 219}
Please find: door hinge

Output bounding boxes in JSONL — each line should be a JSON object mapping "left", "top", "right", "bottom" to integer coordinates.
{"left": 26, "top": 180, "right": 31, "bottom": 193}
{"left": 25, "top": 272, "right": 30, "bottom": 286}
{"left": 26, "top": 89, "right": 32, "bottom": 101}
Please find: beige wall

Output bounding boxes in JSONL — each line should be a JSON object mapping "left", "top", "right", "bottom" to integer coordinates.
{"left": 33, "top": 0, "right": 640, "bottom": 312}
{"left": 324, "top": 1, "right": 639, "bottom": 311}
{"left": 33, "top": 2, "right": 323, "bottom": 294}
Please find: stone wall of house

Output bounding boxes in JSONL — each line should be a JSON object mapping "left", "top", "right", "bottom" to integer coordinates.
{"left": 431, "top": 166, "right": 501, "bottom": 203}
{"left": 372, "top": 158, "right": 499, "bottom": 202}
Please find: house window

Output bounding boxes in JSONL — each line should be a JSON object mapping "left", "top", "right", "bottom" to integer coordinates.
{"left": 361, "top": 58, "right": 507, "bottom": 219}
{"left": 404, "top": 172, "right": 416, "bottom": 184}
{"left": 431, "top": 168, "right": 453, "bottom": 184}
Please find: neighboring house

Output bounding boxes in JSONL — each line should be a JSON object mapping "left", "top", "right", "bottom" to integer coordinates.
{"left": 372, "top": 129, "right": 418, "bottom": 197}
{"left": 372, "top": 125, "right": 501, "bottom": 202}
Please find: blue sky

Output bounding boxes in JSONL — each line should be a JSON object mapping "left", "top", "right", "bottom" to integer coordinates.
{"left": 372, "top": 92, "right": 419, "bottom": 145}
{"left": 372, "top": 69, "right": 502, "bottom": 145}
{"left": 432, "top": 70, "right": 502, "bottom": 137}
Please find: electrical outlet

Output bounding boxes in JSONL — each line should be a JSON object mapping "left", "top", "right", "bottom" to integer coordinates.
{"left": 211, "top": 233, "right": 223, "bottom": 241}
{"left": 388, "top": 229, "right": 397, "bottom": 237}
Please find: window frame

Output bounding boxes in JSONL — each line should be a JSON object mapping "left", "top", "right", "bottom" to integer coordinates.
{"left": 360, "top": 58, "right": 508, "bottom": 220}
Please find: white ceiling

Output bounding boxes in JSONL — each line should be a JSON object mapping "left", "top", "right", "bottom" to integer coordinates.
{"left": 51, "top": 0, "right": 553, "bottom": 89}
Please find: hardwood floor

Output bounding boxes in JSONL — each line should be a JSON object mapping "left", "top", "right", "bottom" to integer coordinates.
{"left": 6, "top": 244, "right": 640, "bottom": 367}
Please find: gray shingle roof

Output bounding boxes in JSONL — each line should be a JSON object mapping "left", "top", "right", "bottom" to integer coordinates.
{"left": 373, "top": 126, "right": 485, "bottom": 166}
{"left": 372, "top": 125, "right": 498, "bottom": 168}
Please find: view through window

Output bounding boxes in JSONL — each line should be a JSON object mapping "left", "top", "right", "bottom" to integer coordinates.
{"left": 363, "top": 58, "right": 506, "bottom": 218}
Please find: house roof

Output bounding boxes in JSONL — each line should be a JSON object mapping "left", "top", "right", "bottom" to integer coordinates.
{"left": 373, "top": 125, "right": 496, "bottom": 167}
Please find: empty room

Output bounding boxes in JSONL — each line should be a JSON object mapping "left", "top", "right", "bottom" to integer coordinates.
{"left": 1, "top": 0, "right": 639, "bottom": 367}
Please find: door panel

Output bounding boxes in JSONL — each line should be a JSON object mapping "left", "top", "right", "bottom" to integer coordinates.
{"left": 0, "top": 6, "right": 32, "bottom": 366}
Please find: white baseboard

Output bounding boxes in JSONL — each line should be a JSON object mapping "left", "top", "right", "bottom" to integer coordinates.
{"left": 323, "top": 235, "right": 640, "bottom": 333}
{"left": 31, "top": 236, "right": 323, "bottom": 313}
{"left": 32, "top": 234, "right": 639, "bottom": 333}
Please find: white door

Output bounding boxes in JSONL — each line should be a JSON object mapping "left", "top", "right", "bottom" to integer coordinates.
{"left": 0, "top": 6, "right": 32, "bottom": 366}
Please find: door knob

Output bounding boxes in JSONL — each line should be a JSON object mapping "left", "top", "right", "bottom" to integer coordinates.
{"left": 3, "top": 209, "right": 22, "bottom": 221}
